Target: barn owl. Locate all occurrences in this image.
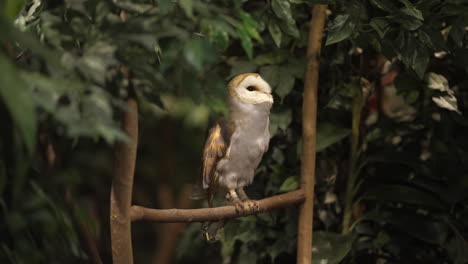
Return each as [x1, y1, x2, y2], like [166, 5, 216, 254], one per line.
[193, 73, 273, 215]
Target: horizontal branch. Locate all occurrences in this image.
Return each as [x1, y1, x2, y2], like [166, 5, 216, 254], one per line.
[130, 190, 305, 223]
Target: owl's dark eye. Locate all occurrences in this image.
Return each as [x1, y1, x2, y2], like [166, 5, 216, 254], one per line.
[246, 86, 256, 91]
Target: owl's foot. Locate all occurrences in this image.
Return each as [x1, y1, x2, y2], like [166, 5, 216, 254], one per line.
[201, 222, 224, 242]
[226, 189, 252, 216]
[243, 200, 260, 213]
[237, 188, 261, 213]
[237, 188, 250, 202]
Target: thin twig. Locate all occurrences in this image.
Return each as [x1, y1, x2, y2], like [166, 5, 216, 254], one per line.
[131, 190, 305, 223]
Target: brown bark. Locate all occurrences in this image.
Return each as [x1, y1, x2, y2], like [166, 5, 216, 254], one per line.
[110, 88, 138, 264]
[131, 189, 305, 223]
[297, 5, 328, 264]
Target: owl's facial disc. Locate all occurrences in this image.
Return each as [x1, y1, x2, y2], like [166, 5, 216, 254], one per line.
[233, 75, 273, 104]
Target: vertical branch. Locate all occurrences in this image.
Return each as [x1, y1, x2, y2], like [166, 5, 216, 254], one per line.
[110, 78, 138, 264]
[342, 82, 363, 234]
[297, 4, 328, 264]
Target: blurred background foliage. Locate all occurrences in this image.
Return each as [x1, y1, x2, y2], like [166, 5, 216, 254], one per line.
[0, 0, 468, 263]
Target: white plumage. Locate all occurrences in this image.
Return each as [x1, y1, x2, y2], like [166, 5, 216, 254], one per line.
[195, 73, 273, 213]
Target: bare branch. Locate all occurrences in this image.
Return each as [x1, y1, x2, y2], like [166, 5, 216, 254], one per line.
[130, 190, 305, 223]
[110, 87, 138, 264]
[297, 4, 328, 264]
[152, 185, 193, 264]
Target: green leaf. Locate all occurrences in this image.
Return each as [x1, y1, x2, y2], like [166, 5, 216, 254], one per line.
[253, 51, 289, 66]
[370, 17, 390, 38]
[402, 7, 424, 21]
[391, 13, 423, 30]
[0, 54, 36, 154]
[446, 231, 468, 264]
[388, 213, 448, 245]
[183, 39, 215, 71]
[272, 147, 285, 164]
[238, 10, 262, 43]
[419, 26, 446, 51]
[269, 109, 292, 136]
[275, 67, 295, 101]
[242, 22, 262, 44]
[412, 45, 429, 79]
[237, 26, 253, 59]
[400, 35, 429, 78]
[363, 210, 448, 245]
[272, 0, 299, 38]
[157, 0, 174, 14]
[360, 184, 446, 210]
[268, 21, 282, 48]
[77, 41, 118, 85]
[312, 232, 354, 264]
[260, 65, 280, 88]
[404, 89, 419, 104]
[5, 0, 25, 22]
[279, 20, 300, 39]
[271, 0, 294, 24]
[316, 123, 351, 152]
[179, 0, 193, 18]
[326, 14, 357, 45]
[279, 176, 299, 192]
[369, 0, 398, 13]
[449, 17, 466, 47]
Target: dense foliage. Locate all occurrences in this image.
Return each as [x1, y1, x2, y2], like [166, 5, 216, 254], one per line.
[0, 0, 467, 263]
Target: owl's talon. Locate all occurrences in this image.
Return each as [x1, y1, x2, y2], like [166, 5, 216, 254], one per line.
[231, 200, 261, 216]
[234, 202, 242, 215]
[244, 200, 260, 214]
[233, 201, 246, 216]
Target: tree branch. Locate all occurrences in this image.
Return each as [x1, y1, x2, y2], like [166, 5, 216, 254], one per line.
[110, 84, 138, 264]
[110, 10, 138, 264]
[152, 185, 193, 264]
[297, 4, 328, 264]
[130, 189, 305, 223]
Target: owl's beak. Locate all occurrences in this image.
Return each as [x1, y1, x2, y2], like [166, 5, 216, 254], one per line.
[264, 92, 274, 103]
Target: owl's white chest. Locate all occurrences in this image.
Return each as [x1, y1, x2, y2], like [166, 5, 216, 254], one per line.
[216, 101, 271, 190]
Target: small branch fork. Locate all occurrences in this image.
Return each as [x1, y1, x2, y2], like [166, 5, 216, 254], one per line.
[131, 190, 305, 223]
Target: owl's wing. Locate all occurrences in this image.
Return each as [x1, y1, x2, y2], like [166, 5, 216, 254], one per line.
[193, 118, 234, 203]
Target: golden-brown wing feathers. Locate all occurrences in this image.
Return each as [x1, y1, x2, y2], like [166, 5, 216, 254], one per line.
[201, 118, 234, 203]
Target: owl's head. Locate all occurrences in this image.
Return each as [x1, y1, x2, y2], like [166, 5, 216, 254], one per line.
[228, 73, 273, 104]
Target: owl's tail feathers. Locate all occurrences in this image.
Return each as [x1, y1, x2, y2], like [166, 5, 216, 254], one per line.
[190, 183, 207, 200]
[191, 183, 215, 208]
